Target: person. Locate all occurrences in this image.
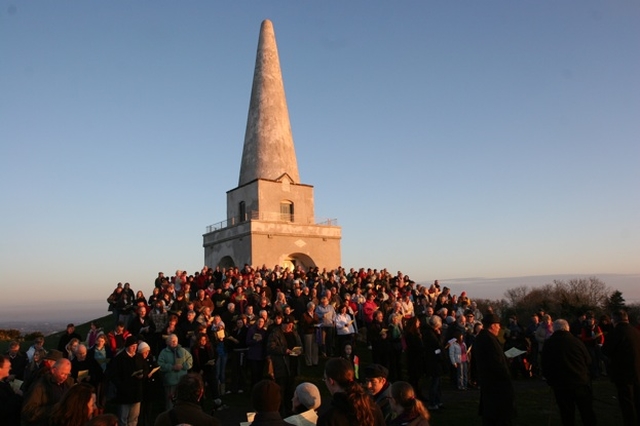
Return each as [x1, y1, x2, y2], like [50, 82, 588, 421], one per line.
[473, 313, 515, 426]
[404, 316, 425, 397]
[108, 335, 148, 426]
[154, 373, 220, 426]
[602, 310, 640, 426]
[448, 330, 469, 390]
[268, 314, 303, 416]
[57, 323, 82, 353]
[300, 302, 320, 367]
[248, 379, 289, 426]
[71, 343, 104, 390]
[107, 321, 132, 354]
[5, 340, 28, 381]
[157, 333, 193, 409]
[362, 363, 393, 422]
[317, 357, 385, 426]
[87, 321, 104, 348]
[387, 313, 404, 382]
[388, 381, 431, 426]
[335, 304, 357, 354]
[284, 382, 322, 426]
[422, 315, 446, 411]
[137, 341, 162, 426]
[541, 319, 596, 426]
[0, 354, 23, 426]
[48, 382, 98, 426]
[26, 335, 46, 363]
[340, 343, 359, 379]
[21, 357, 75, 426]
[87, 413, 119, 426]
[190, 333, 223, 409]
[21, 349, 64, 395]
[580, 314, 604, 379]
[246, 316, 268, 387]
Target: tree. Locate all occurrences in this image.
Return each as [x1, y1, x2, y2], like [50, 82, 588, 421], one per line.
[605, 290, 626, 313]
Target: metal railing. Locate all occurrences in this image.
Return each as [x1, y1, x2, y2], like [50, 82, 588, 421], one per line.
[205, 211, 338, 234]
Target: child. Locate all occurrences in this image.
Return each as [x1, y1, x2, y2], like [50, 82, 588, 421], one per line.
[341, 344, 360, 379]
[448, 331, 468, 390]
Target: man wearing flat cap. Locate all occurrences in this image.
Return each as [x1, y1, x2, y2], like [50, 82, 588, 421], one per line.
[363, 363, 393, 422]
[473, 313, 515, 426]
[268, 315, 303, 416]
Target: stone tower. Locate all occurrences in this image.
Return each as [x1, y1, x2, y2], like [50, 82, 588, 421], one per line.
[203, 19, 342, 271]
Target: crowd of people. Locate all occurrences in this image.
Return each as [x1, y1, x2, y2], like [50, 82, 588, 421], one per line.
[2, 263, 640, 426]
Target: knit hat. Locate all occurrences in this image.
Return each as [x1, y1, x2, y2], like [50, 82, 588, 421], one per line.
[295, 382, 321, 410]
[137, 341, 150, 353]
[252, 379, 281, 412]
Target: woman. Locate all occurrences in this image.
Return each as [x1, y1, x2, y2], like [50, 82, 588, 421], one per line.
[49, 382, 97, 426]
[147, 287, 162, 307]
[388, 381, 430, 426]
[335, 304, 357, 354]
[135, 290, 149, 310]
[318, 357, 385, 426]
[86, 321, 103, 348]
[137, 341, 160, 426]
[300, 302, 320, 367]
[64, 337, 81, 360]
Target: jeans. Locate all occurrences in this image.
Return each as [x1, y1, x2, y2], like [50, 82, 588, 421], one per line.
[117, 402, 140, 426]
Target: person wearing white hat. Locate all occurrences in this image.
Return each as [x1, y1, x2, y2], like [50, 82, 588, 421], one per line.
[284, 382, 321, 426]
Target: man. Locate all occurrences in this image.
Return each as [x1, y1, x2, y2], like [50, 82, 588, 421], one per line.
[154, 373, 220, 426]
[57, 323, 82, 352]
[71, 343, 104, 389]
[22, 358, 74, 426]
[158, 333, 193, 410]
[21, 349, 63, 395]
[268, 315, 303, 416]
[363, 364, 393, 422]
[5, 340, 28, 381]
[541, 319, 596, 426]
[108, 335, 148, 426]
[473, 313, 515, 426]
[128, 305, 156, 343]
[602, 310, 640, 426]
[0, 354, 23, 425]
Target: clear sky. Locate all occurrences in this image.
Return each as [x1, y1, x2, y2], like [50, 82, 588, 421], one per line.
[1, 1, 639, 322]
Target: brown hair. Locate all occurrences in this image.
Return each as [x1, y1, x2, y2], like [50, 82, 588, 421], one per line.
[391, 381, 430, 421]
[324, 358, 379, 424]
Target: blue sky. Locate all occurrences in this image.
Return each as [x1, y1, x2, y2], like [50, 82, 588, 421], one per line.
[1, 1, 638, 321]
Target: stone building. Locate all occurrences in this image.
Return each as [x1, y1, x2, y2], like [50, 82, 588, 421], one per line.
[203, 19, 342, 271]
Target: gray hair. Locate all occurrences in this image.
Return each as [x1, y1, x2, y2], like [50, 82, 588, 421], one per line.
[430, 315, 442, 328]
[552, 319, 570, 332]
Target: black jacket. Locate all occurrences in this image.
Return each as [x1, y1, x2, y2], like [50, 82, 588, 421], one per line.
[541, 330, 591, 388]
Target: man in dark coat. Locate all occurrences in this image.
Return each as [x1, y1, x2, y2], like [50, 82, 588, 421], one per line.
[0, 354, 23, 426]
[541, 319, 596, 426]
[21, 358, 74, 426]
[267, 315, 302, 417]
[602, 310, 640, 426]
[154, 373, 220, 426]
[473, 313, 515, 426]
[108, 336, 148, 426]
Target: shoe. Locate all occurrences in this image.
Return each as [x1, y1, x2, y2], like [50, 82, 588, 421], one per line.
[238, 389, 244, 394]
[427, 405, 439, 411]
[438, 403, 445, 409]
[225, 390, 231, 394]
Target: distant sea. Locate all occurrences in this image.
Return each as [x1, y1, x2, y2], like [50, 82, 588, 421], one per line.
[0, 273, 637, 335]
